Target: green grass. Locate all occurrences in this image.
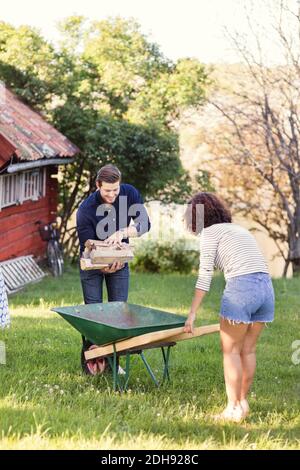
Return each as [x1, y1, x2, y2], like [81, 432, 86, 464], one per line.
[0, 266, 299, 449]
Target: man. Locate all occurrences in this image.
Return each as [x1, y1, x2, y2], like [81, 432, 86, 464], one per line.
[77, 164, 151, 374]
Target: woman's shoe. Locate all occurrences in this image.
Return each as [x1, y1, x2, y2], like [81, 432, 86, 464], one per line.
[213, 403, 245, 423]
[240, 398, 250, 417]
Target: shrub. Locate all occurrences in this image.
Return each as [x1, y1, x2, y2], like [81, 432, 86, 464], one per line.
[131, 239, 199, 274]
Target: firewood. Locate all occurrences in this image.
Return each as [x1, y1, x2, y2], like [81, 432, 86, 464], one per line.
[90, 246, 134, 264]
[81, 239, 134, 270]
[85, 239, 108, 250]
[80, 258, 109, 270]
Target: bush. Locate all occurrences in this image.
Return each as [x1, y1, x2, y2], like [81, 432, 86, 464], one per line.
[131, 239, 199, 274]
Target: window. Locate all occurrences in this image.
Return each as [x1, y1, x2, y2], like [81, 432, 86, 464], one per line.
[0, 173, 18, 208]
[23, 170, 42, 202]
[0, 168, 46, 210]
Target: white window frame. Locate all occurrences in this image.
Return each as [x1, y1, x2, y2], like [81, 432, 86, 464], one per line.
[0, 173, 19, 209]
[23, 170, 41, 202]
[0, 168, 46, 211]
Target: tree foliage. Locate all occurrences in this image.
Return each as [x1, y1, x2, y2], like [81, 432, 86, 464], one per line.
[205, 1, 300, 276]
[0, 16, 209, 256]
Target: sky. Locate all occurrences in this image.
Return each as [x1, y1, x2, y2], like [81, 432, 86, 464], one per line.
[0, 0, 298, 64]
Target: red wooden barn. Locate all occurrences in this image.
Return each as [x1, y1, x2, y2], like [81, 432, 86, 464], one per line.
[0, 85, 79, 264]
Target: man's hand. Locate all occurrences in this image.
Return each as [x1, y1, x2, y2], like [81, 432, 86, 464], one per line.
[101, 261, 124, 273]
[104, 230, 126, 247]
[183, 312, 196, 334]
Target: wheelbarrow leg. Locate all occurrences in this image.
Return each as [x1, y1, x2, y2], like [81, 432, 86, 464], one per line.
[107, 347, 131, 392]
[140, 352, 159, 387]
[106, 343, 173, 391]
[124, 352, 130, 390]
[161, 346, 172, 382]
[108, 344, 119, 392]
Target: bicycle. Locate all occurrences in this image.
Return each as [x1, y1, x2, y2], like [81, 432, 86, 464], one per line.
[36, 220, 64, 277]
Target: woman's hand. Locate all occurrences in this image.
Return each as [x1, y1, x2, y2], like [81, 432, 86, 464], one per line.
[184, 289, 206, 334]
[101, 261, 124, 273]
[183, 312, 196, 334]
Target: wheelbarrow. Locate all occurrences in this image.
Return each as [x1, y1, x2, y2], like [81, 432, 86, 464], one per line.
[51, 302, 219, 391]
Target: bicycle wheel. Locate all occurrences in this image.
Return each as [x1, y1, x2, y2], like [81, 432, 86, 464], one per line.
[47, 241, 61, 277]
[54, 241, 64, 276]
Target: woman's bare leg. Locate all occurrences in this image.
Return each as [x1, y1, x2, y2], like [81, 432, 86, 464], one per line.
[240, 322, 265, 409]
[220, 317, 249, 406]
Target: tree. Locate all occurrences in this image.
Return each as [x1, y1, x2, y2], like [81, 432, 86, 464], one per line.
[56, 115, 188, 255]
[205, 1, 300, 276]
[0, 22, 56, 106]
[0, 17, 210, 257]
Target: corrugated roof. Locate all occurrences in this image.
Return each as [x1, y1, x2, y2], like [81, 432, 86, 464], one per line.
[0, 86, 79, 162]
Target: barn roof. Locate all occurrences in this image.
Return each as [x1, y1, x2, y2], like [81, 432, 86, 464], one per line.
[0, 85, 79, 167]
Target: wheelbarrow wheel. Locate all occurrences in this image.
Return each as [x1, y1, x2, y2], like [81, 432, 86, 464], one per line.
[81, 344, 109, 376]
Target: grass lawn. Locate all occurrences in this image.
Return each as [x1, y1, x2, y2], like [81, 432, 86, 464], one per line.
[0, 265, 299, 450]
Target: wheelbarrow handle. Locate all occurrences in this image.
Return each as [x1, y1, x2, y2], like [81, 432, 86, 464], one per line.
[84, 324, 220, 361]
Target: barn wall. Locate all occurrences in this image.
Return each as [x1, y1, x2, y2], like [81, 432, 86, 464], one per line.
[0, 166, 58, 261]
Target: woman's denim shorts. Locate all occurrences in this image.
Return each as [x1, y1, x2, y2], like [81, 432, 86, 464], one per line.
[220, 272, 275, 324]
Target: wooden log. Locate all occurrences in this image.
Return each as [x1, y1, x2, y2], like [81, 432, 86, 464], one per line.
[90, 247, 134, 264]
[80, 254, 134, 270]
[148, 324, 220, 347]
[80, 258, 109, 270]
[85, 239, 108, 249]
[85, 239, 132, 250]
[82, 247, 91, 259]
[84, 323, 220, 360]
[81, 239, 134, 269]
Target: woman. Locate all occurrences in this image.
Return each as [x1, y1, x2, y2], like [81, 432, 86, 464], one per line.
[184, 192, 275, 422]
[0, 268, 10, 329]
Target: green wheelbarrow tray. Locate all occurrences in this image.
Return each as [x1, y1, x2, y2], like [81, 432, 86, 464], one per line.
[51, 301, 186, 346]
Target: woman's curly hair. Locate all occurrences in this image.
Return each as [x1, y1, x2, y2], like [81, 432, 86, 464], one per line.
[184, 192, 232, 235]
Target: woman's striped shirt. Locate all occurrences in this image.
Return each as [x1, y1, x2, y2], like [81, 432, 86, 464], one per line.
[196, 223, 269, 291]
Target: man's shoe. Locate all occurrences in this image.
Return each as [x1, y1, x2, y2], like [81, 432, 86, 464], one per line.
[81, 345, 108, 376]
[118, 365, 126, 375]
